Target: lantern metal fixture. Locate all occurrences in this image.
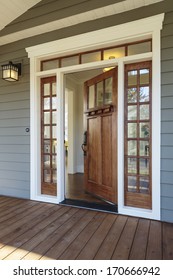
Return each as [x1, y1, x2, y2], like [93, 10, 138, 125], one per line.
[1, 61, 21, 82]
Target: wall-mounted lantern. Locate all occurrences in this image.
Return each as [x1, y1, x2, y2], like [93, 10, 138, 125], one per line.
[1, 61, 21, 82]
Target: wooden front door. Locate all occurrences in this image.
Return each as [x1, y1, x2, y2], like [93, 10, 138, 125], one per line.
[83, 68, 117, 204]
[41, 77, 57, 196]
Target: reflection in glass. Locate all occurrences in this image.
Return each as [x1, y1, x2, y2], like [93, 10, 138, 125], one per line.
[96, 81, 103, 106]
[44, 140, 50, 153]
[140, 123, 150, 138]
[44, 83, 50, 96]
[44, 155, 50, 168]
[128, 176, 137, 192]
[140, 158, 149, 175]
[128, 140, 137, 156]
[140, 69, 149, 84]
[44, 170, 50, 183]
[140, 104, 149, 120]
[128, 70, 137, 86]
[88, 85, 95, 109]
[52, 111, 56, 124]
[105, 77, 112, 104]
[44, 126, 50, 138]
[128, 123, 137, 138]
[44, 112, 50, 124]
[139, 86, 149, 102]
[128, 158, 137, 174]
[44, 98, 50, 110]
[139, 177, 149, 193]
[140, 141, 149, 156]
[128, 105, 137, 120]
[128, 88, 137, 103]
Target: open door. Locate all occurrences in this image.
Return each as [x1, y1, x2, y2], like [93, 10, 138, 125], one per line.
[83, 68, 118, 204]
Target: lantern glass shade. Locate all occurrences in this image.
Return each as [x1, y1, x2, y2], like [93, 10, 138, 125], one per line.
[2, 62, 21, 81]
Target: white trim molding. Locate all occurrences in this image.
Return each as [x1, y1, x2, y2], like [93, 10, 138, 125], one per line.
[26, 14, 164, 220]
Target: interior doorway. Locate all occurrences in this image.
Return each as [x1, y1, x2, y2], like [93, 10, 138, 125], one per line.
[63, 67, 118, 212]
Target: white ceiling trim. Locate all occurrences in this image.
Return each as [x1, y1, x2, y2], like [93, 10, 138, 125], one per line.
[0, 0, 42, 31]
[0, 0, 164, 46]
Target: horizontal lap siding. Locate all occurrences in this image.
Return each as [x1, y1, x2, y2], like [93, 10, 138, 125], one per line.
[161, 10, 173, 222]
[0, 55, 30, 199]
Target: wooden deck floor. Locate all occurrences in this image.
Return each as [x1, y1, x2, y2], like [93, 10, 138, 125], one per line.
[0, 196, 172, 260]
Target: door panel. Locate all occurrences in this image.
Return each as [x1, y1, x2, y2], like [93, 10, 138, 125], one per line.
[84, 68, 117, 204]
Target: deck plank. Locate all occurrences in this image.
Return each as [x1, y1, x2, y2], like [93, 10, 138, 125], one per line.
[146, 220, 162, 260]
[163, 222, 173, 260]
[94, 215, 127, 260]
[129, 219, 150, 260]
[112, 216, 139, 260]
[76, 213, 117, 260]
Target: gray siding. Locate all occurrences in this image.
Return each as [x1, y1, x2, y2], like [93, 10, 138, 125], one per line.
[0, 0, 173, 222]
[161, 10, 173, 222]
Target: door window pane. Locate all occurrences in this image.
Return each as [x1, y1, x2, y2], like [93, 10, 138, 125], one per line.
[52, 97, 57, 110]
[128, 123, 137, 138]
[52, 111, 56, 124]
[44, 83, 50, 96]
[96, 81, 103, 106]
[139, 177, 149, 193]
[128, 140, 137, 156]
[105, 77, 112, 104]
[128, 88, 137, 103]
[140, 141, 149, 156]
[140, 158, 149, 175]
[128, 176, 137, 192]
[53, 170, 57, 183]
[128, 105, 137, 120]
[140, 123, 150, 138]
[140, 104, 149, 120]
[139, 86, 149, 102]
[140, 69, 149, 84]
[44, 112, 50, 124]
[44, 140, 50, 153]
[44, 98, 50, 110]
[128, 158, 137, 174]
[44, 170, 51, 183]
[128, 70, 137, 86]
[44, 155, 50, 168]
[52, 126, 56, 139]
[88, 85, 95, 109]
[44, 126, 50, 138]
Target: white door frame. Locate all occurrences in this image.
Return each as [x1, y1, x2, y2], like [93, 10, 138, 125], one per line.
[26, 13, 164, 219]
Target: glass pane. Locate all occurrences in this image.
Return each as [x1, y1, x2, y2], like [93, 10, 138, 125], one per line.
[52, 126, 56, 139]
[140, 69, 149, 84]
[128, 123, 137, 138]
[44, 112, 50, 124]
[128, 41, 151, 56]
[128, 70, 137, 86]
[52, 155, 57, 168]
[128, 140, 137, 156]
[105, 77, 112, 104]
[44, 140, 50, 153]
[128, 105, 137, 120]
[140, 123, 150, 138]
[128, 88, 137, 103]
[44, 169, 51, 183]
[44, 126, 50, 138]
[52, 97, 57, 110]
[140, 104, 149, 120]
[139, 177, 149, 193]
[52, 140, 57, 153]
[88, 85, 95, 108]
[52, 82, 56, 95]
[140, 141, 149, 156]
[44, 97, 50, 110]
[128, 176, 137, 192]
[61, 56, 79, 67]
[140, 158, 149, 175]
[53, 170, 57, 183]
[42, 60, 59, 71]
[44, 84, 50, 96]
[96, 81, 103, 106]
[139, 86, 149, 102]
[52, 111, 56, 124]
[44, 155, 50, 168]
[104, 47, 125, 60]
[128, 158, 137, 174]
[82, 51, 101, 63]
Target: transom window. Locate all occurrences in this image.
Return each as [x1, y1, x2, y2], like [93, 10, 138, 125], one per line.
[41, 40, 151, 71]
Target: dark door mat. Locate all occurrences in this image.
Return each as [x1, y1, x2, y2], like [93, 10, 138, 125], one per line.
[60, 199, 118, 213]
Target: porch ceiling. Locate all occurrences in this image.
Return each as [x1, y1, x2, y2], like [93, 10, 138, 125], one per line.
[0, 0, 164, 46]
